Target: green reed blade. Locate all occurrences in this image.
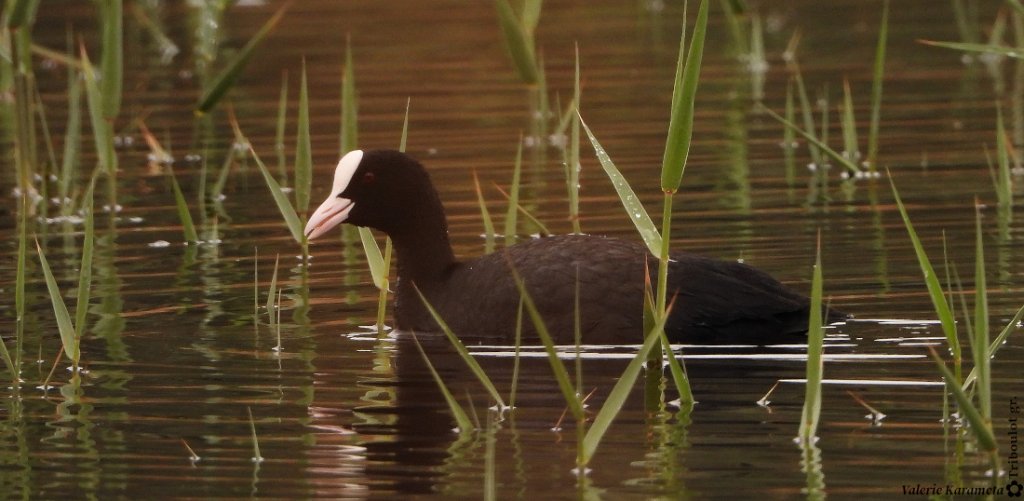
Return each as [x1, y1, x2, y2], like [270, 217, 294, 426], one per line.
[818, 85, 830, 155]
[74, 173, 97, 340]
[399, 97, 410, 153]
[762, 106, 861, 175]
[358, 227, 389, 290]
[888, 176, 959, 362]
[573, 269, 582, 393]
[786, 55, 823, 168]
[375, 238, 392, 332]
[247, 407, 263, 462]
[963, 303, 1024, 391]
[97, 0, 122, 120]
[410, 331, 474, 433]
[169, 166, 199, 243]
[503, 139, 523, 240]
[413, 285, 506, 409]
[295, 60, 312, 214]
[506, 261, 585, 421]
[59, 74, 82, 208]
[473, 170, 496, 254]
[798, 235, 825, 443]
[720, 0, 747, 54]
[928, 347, 998, 452]
[36, 241, 80, 364]
[521, 0, 542, 35]
[341, 37, 358, 155]
[509, 298, 524, 408]
[841, 79, 859, 162]
[661, 331, 693, 408]
[1010, 0, 1024, 16]
[996, 107, 1013, 206]
[568, 44, 581, 234]
[265, 254, 279, 325]
[275, 70, 288, 181]
[196, 2, 290, 113]
[971, 203, 991, 422]
[484, 414, 497, 501]
[80, 45, 116, 176]
[581, 298, 672, 465]
[253, 247, 259, 318]
[491, 182, 550, 236]
[250, 145, 305, 243]
[495, 0, 538, 84]
[34, 84, 59, 189]
[661, 0, 708, 193]
[6, 0, 39, 29]
[579, 114, 662, 256]
[14, 196, 28, 375]
[783, 79, 796, 185]
[918, 39, 1024, 59]
[866, 0, 888, 169]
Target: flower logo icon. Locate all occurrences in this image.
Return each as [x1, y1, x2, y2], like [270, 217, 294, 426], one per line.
[1008, 480, 1023, 497]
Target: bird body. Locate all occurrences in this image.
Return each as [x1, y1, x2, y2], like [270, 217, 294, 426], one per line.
[305, 150, 842, 345]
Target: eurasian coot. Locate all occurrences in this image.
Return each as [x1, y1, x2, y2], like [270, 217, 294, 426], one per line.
[305, 149, 842, 344]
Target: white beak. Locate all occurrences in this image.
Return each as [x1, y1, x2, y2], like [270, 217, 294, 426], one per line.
[304, 196, 354, 240]
[303, 149, 364, 241]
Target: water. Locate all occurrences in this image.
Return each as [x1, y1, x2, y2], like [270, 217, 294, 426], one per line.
[3, 0, 1023, 498]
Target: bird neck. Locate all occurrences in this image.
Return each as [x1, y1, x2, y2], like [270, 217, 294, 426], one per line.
[388, 199, 457, 287]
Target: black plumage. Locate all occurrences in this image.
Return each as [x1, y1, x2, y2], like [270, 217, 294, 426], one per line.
[305, 149, 844, 345]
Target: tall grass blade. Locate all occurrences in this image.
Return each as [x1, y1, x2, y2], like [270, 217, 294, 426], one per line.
[196, 2, 290, 113]
[73, 174, 97, 339]
[971, 202, 990, 424]
[340, 37, 358, 155]
[567, 44, 581, 234]
[169, 167, 199, 243]
[80, 45, 116, 176]
[250, 145, 305, 243]
[503, 139, 523, 240]
[98, 0, 122, 120]
[580, 301, 672, 465]
[661, 0, 708, 192]
[783, 79, 796, 185]
[375, 238, 392, 332]
[59, 74, 82, 210]
[506, 261, 584, 420]
[521, 0, 542, 35]
[866, 0, 888, 169]
[995, 106, 1013, 207]
[509, 298, 524, 408]
[6, 0, 40, 29]
[473, 170, 496, 254]
[928, 347, 998, 452]
[247, 407, 264, 462]
[491, 182, 550, 236]
[494, 0, 538, 84]
[798, 235, 825, 443]
[358, 227, 388, 290]
[762, 106, 861, 175]
[295, 61, 312, 214]
[410, 332, 474, 433]
[399, 97, 410, 153]
[265, 254, 279, 324]
[962, 304, 1024, 390]
[888, 176, 959, 362]
[36, 241, 80, 365]
[918, 39, 1024, 59]
[840, 79, 859, 162]
[579, 114, 662, 256]
[275, 70, 289, 181]
[413, 285, 506, 409]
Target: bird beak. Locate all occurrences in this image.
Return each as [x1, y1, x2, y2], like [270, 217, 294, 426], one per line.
[304, 195, 354, 240]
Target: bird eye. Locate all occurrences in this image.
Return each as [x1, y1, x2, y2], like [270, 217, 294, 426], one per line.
[363, 172, 376, 184]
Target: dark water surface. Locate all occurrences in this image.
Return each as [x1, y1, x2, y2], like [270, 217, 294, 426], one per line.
[3, 0, 1023, 498]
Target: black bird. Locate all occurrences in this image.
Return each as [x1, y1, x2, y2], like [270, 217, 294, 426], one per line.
[305, 150, 842, 345]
